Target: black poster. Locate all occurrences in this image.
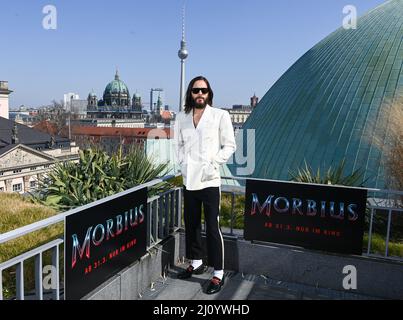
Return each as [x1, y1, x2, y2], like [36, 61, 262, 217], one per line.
[64, 187, 147, 300]
[244, 179, 367, 255]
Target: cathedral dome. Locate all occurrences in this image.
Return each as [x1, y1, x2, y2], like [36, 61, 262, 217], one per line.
[103, 70, 131, 107]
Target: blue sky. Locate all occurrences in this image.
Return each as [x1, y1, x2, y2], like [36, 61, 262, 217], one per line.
[0, 0, 386, 111]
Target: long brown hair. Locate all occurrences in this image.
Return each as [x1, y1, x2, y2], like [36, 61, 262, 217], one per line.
[184, 76, 214, 114]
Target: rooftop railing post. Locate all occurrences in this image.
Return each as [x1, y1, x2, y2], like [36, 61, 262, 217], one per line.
[152, 199, 158, 245]
[35, 253, 43, 300]
[176, 188, 182, 229]
[230, 192, 235, 236]
[158, 197, 164, 240]
[52, 244, 60, 300]
[367, 208, 375, 255]
[146, 200, 152, 248]
[385, 209, 393, 257]
[164, 193, 169, 237]
[0, 271, 3, 300]
[170, 191, 175, 232]
[16, 262, 24, 300]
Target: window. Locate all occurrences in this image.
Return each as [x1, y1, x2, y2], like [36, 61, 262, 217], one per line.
[44, 165, 50, 168]
[30, 167, 37, 171]
[0, 187, 4, 192]
[0, 172, 3, 176]
[13, 184, 22, 192]
[13, 169, 22, 174]
[30, 181, 37, 188]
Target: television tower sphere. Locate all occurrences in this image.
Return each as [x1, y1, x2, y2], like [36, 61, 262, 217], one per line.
[178, 42, 188, 60]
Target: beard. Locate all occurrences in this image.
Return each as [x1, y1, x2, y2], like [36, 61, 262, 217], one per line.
[193, 97, 207, 109]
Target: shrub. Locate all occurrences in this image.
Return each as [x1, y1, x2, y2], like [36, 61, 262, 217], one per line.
[289, 158, 366, 187]
[31, 145, 170, 211]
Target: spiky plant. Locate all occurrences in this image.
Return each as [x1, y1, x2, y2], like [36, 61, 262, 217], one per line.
[289, 159, 366, 187]
[31, 145, 169, 211]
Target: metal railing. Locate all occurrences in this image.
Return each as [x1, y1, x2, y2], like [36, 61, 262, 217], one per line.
[218, 176, 403, 261]
[0, 173, 182, 300]
[366, 190, 403, 259]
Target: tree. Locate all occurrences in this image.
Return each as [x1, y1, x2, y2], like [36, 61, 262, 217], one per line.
[369, 97, 403, 191]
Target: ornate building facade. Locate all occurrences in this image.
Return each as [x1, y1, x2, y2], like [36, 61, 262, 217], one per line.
[0, 117, 79, 194]
[86, 71, 143, 121]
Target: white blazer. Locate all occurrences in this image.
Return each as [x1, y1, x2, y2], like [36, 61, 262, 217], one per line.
[173, 105, 236, 191]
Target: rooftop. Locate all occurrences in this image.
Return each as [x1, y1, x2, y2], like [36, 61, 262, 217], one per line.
[0, 117, 69, 150]
[139, 264, 380, 300]
[72, 126, 172, 138]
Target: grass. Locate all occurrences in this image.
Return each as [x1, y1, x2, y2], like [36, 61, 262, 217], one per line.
[220, 193, 245, 229]
[363, 232, 403, 258]
[0, 193, 63, 262]
[0, 193, 63, 299]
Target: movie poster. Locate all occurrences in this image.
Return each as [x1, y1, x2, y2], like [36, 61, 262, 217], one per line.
[244, 179, 367, 255]
[65, 187, 148, 300]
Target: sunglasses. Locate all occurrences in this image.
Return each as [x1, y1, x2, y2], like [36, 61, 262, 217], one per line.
[191, 88, 209, 94]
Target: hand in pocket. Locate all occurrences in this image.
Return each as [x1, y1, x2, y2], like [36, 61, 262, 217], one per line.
[201, 162, 220, 182]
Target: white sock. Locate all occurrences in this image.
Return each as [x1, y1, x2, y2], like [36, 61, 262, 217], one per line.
[191, 259, 203, 269]
[213, 270, 224, 280]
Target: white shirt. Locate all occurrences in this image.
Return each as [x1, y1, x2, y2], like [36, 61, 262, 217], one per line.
[173, 105, 237, 190]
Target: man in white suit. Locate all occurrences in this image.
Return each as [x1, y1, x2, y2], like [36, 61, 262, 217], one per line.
[173, 76, 236, 294]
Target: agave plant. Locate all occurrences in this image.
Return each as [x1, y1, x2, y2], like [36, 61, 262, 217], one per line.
[32, 145, 169, 211]
[289, 159, 366, 187]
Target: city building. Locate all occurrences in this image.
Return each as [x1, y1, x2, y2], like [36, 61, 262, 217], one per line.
[222, 97, 258, 132]
[72, 118, 146, 128]
[70, 126, 171, 155]
[63, 93, 80, 109]
[149, 89, 164, 112]
[0, 117, 79, 194]
[86, 71, 144, 126]
[0, 81, 12, 119]
[69, 99, 88, 119]
[226, 107, 253, 132]
[229, 0, 403, 189]
[9, 107, 38, 127]
[221, 94, 259, 131]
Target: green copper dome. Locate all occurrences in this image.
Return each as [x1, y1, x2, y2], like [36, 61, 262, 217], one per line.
[103, 71, 129, 96]
[102, 70, 131, 107]
[231, 0, 403, 189]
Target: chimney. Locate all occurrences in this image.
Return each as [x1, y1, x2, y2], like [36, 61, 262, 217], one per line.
[12, 122, 19, 144]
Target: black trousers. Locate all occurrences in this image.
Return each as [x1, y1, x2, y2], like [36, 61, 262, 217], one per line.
[183, 186, 224, 270]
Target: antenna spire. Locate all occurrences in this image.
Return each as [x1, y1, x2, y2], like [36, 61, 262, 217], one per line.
[182, 4, 186, 42]
[115, 67, 119, 80]
[178, 2, 189, 112]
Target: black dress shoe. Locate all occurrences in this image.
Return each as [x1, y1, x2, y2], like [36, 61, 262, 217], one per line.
[206, 276, 225, 294]
[177, 264, 207, 279]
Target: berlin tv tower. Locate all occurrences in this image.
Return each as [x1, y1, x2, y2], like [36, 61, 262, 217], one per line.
[178, 4, 188, 112]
